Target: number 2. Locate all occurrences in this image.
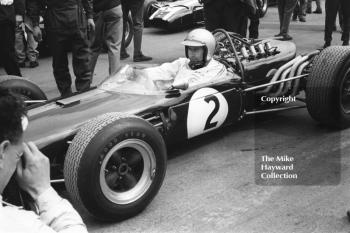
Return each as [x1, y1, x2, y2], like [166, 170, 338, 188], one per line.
[204, 95, 220, 130]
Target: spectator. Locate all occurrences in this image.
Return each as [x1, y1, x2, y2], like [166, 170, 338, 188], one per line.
[15, 11, 39, 68]
[248, 0, 264, 39]
[275, 0, 298, 40]
[200, 0, 248, 37]
[324, 0, 350, 47]
[0, 0, 23, 76]
[0, 87, 88, 232]
[248, 16, 260, 39]
[120, 0, 152, 62]
[90, 0, 123, 77]
[27, 0, 95, 97]
[292, 0, 306, 22]
[306, 0, 322, 14]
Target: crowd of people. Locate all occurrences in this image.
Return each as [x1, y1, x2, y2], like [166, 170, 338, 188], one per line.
[1, 0, 350, 96]
[0, 0, 152, 97]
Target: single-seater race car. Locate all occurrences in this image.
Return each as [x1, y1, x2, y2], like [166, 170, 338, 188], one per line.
[1, 29, 350, 221]
[144, 0, 271, 31]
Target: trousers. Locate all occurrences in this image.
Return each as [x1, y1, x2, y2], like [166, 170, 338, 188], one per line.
[90, 5, 123, 76]
[0, 21, 21, 76]
[325, 0, 350, 43]
[277, 0, 298, 34]
[203, 0, 248, 36]
[48, 28, 91, 96]
[121, 0, 145, 56]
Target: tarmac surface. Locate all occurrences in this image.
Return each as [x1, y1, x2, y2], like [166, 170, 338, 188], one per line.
[2, 1, 350, 233]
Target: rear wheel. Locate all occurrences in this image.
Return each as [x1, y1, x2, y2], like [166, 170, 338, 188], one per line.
[306, 46, 350, 128]
[124, 13, 134, 48]
[64, 113, 167, 221]
[257, 0, 268, 18]
[0, 75, 47, 102]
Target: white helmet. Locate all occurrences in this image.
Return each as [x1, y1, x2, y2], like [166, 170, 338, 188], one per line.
[181, 28, 216, 66]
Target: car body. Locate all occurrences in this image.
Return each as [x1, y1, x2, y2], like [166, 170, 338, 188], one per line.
[146, 0, 204, 31]
[2, 30, 350, 222]
[144, 0, 274, 31]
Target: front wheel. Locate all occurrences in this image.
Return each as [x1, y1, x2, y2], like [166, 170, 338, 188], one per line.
[63, 113, 167, 221]
[306, 46, 350, 128]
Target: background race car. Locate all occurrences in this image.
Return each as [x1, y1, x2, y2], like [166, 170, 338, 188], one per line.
[143, 0, 274, 31]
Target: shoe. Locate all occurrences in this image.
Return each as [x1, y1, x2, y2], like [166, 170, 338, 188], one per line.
[347, 211, 350, 222]
[299, 17, 306, 22]
[133, 53, 152, 62]
[60, 89, 73, 98]
[274, 33, 283, 37]
[313, 9, 322, 14]
[29, 61, 39, 68]
[120, 52, 130, 60]
[18, 62, 26, 68]
[281, 34, 293, 41]
[323, 41, 331, 48]
[342, 41, 349, 46]
[292, 16, 298, 21]
[306, 8, 311, 14]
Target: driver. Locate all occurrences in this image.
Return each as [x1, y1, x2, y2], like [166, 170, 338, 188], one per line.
[142, 28, 227, 89]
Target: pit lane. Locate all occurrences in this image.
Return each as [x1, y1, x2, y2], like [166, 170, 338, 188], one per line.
[2, 2, 350, 232]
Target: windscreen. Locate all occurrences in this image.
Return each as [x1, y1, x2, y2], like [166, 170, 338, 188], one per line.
[99, 65, 166, 95]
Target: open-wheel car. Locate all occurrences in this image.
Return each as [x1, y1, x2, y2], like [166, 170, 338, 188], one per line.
[1, 29, 350, 221]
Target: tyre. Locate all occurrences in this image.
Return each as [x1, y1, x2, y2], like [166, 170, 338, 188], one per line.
[0, 75, 47, 101]
[257, 0, 268, 18]
[64, 112, 167, 221]
[124, 13, 134, 48]
[143, 0, 157, 27]
[306, 46, 350, 128]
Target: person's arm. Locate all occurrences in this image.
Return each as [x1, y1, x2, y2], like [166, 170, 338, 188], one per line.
[26, 0, 40, 26]
[82, 0, 95, 33]
[145, 58, 186, 81]
[14, 0, 25, 26]
[16, 142, 87, 233]
[82, 0, 93, 20]
[35, 187, 87, 233]
[26, 0, 42, 41]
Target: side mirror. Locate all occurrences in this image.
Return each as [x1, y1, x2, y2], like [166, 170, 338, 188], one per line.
[171, 80, 189, 90]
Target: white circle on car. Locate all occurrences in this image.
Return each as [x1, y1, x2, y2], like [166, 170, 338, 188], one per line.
[187, 88, 228, 138]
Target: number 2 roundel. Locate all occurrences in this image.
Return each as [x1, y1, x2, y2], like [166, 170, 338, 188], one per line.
[187, 88, 228, 138]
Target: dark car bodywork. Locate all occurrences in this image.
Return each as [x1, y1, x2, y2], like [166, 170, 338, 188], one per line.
[26, 36, 297, 187]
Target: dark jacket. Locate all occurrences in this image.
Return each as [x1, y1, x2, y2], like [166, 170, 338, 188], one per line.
[93, 0, 120, 12]
[0, 0, 25, 23]
[27, 0, 93, 31]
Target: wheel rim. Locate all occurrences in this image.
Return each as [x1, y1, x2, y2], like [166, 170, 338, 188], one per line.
[341, 68, 350, 114]
[100, 139, 156, 205]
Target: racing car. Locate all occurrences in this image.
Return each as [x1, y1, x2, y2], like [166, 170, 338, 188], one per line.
[143, 0, 271, 31]
[1, 29, 350, 221]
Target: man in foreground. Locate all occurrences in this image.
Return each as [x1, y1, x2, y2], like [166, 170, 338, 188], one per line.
[0, 87, 88, 233]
